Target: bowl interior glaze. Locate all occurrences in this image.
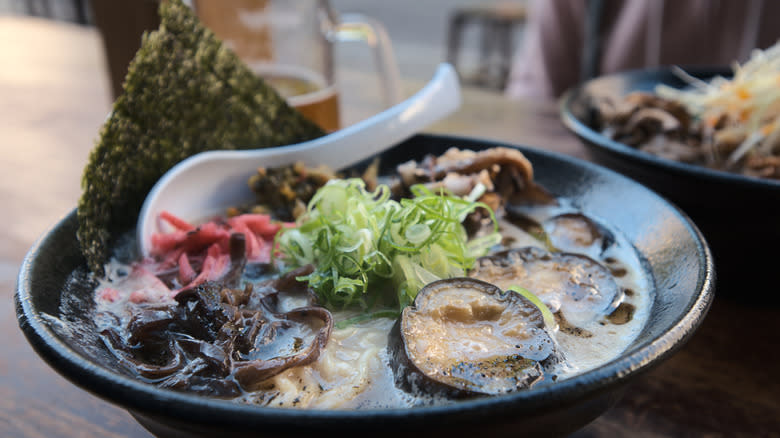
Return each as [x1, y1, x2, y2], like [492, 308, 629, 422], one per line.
[16, 134, 714, 438]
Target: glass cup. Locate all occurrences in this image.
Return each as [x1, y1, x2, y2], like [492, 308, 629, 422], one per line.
[192, 0, 402, 132]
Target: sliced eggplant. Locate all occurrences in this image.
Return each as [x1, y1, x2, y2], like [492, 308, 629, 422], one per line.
[390, 278, 555, 398]
[469, 247, 621, 327]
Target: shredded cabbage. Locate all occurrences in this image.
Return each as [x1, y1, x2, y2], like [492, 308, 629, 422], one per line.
[656, 42, 780, 165]
[276, 178, 501, 310]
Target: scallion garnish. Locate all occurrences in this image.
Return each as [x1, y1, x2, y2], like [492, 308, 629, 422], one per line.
[276, 178, 500, 310]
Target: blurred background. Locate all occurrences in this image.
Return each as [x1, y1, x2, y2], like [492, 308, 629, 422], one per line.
[2, 2, 779, 438]
[0, 0, 528, 91]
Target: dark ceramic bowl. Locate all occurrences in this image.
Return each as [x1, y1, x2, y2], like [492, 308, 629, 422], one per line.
[560, 68, 780, 301]
[16, 134, 714, 438]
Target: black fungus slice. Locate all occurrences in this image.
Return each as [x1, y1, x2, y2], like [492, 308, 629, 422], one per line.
[99, 265, 332, 398]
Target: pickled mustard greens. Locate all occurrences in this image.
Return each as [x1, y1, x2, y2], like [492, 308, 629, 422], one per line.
[275, 179, 501, 310]
[77, 0, 324, 273]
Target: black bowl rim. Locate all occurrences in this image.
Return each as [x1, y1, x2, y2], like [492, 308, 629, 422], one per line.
[560, 66, 780, 192]
[15, 134, 715, 431]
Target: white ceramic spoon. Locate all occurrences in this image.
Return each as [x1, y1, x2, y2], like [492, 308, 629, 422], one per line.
[137, 63, 461, 255]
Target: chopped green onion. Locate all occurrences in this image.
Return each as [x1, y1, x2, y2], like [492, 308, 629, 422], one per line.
[276, 178, 499, 310]
[507, 285, 558, 331]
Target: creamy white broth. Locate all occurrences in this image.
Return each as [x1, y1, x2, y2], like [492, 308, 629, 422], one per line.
[497, 203, 653, 376]
[86, 197, 653, 409]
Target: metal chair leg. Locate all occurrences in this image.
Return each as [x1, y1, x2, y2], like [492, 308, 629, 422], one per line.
[73, 0, 90, 25]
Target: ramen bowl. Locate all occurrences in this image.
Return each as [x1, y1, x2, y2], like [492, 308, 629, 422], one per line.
[560, 67, 780, 301]
[16, 134, 714, 438]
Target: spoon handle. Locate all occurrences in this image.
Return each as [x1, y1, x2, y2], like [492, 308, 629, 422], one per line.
[292, 62, 460, 169]
[217, 63, 461, 169]
[138, 63, 461, 255]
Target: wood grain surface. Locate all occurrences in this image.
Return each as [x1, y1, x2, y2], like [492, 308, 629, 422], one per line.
[1, 16, 777, 438]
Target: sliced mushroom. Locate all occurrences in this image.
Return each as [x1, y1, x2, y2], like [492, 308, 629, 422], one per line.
[638, 134, 704, 164]
[624, 107, 681, 134]
[590, 95, 637, 125]
[596, 92, 695, 148]
[543, 213, 615, 256]
[469, 247, 621, 327]
[396, 147, 556, 208]
[390, 278, 556, 398]
[626, 92, 691, 124]
[745, 154, 780, 178]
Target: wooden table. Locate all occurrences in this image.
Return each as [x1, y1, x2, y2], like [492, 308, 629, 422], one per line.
[2, 17, 778, 438]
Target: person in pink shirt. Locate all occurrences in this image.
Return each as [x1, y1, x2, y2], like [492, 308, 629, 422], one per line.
[505, 0, 780, 100]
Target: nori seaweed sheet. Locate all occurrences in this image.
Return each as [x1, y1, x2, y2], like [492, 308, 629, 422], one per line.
[77, 0, 325, 274]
